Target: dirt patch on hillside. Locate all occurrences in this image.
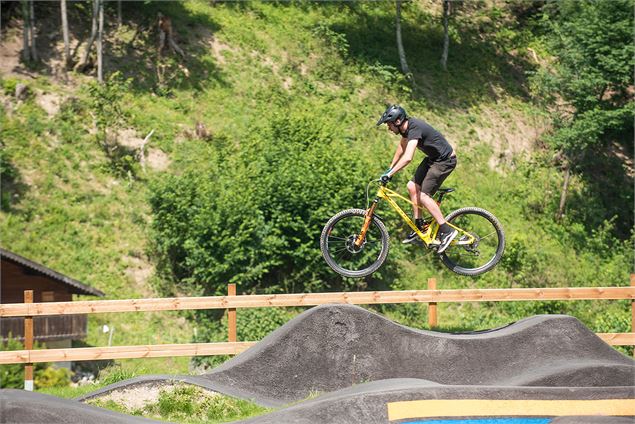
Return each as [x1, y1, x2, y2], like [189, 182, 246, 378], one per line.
[123, 254, 154, 297]
[209, 35, 231, 65]
[145, 148, 170, 171]
[471, 105, 549, 170]
[117, 128, 146, 149]
[35, 91, 63, 116]
[0, 93, 15, 116]
[117, 128, 171, 171]
[0, 27, 31, 78]
[1, 15, 76, 82]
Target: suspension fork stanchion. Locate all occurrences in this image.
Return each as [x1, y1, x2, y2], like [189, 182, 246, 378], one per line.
[355, 199, 379, 247]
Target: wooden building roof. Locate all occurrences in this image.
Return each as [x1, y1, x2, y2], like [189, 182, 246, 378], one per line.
[0, 248, 105, 298]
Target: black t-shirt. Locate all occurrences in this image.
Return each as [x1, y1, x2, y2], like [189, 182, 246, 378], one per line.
[402, 117, 453, 161]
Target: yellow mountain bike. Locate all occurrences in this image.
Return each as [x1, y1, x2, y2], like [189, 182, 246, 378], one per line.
[320, 179, 505, 277]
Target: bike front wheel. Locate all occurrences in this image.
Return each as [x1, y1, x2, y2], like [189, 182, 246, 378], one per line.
[320, 208, 390, 278]
[440, 207, 505, 276]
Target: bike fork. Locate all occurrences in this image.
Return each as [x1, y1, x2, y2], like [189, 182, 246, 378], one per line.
[355, 200, 378, 247]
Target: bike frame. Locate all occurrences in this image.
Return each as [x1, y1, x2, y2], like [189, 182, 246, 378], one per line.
[355, 183, 476, 248]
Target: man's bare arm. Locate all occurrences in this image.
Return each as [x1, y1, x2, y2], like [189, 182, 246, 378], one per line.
[388, 137, 408, 169]
[388, 139, 417, 177]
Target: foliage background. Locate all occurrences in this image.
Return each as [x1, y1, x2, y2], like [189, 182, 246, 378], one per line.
[0, 0, 632, 389]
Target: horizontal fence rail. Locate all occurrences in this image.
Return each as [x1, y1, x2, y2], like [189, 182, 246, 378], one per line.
[0, 342, 257, 364]
[2, 287, 634, 317]
[2, 278, 633, 369]
[597, 333, 635, 346]
[1, 334, 632, 365]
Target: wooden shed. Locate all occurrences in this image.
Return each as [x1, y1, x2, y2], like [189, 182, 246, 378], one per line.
[0, 247, 105, 345]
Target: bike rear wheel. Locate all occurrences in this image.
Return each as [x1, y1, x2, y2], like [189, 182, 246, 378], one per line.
[440, 207, 505, 276]
[320, 208, 390, 278]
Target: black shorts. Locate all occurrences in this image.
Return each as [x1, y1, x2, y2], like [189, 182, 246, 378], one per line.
[412, 156, 457, 196]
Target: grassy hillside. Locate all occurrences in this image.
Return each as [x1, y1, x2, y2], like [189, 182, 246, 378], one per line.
[1, 0, 632, 389]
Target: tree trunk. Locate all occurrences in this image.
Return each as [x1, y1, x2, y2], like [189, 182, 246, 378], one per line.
[78, 0, 99, 72]
[21, 0, 30, 62]
[28, 0, 37, 60]
[395, 0, 410, 75]
[441, 0, 450, 71]
[158, 13, 185, 59]
[61, 0, 71, 68]
[555, 160, 571, 222]
[97, 0, 104, 82]
[117, 0, 122, 27]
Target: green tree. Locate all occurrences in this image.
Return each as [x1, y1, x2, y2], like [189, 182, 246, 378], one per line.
[83, 72, 137, 178]
[530, 0, 634, 221]
[149, 111, 397, 300]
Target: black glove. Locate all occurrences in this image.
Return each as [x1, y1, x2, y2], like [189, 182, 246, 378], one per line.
[380, 174, 392, 184]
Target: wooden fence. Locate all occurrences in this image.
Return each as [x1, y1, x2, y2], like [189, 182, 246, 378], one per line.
[1, 277, 634, 368]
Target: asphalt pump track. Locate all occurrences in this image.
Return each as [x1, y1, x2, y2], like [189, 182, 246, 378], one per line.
[2, 304, 634, 423]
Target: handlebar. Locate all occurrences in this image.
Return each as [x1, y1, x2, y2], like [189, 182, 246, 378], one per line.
[379, 175, 392, 185]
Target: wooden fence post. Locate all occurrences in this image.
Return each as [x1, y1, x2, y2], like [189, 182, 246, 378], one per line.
[228, 283, 236, 343]
[428, 278, 437, 328]
[631, 274, 634, 358]
[24, 290, 34, 391]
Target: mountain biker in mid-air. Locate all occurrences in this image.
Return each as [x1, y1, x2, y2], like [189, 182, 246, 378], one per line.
[376, 104, 458, 253]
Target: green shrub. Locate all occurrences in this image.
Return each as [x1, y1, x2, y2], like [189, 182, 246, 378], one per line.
[92, 383, 271, 423]
[202, 392, 270, 422]
[150, 385, 270, 423]
[0, 141, 19, 211]
[157, 385, 196, 416]
[236, 307, 296, 341]
[149, 109, 396, 300]
[35, 366, 72, 389]
[83, 72, 138, 178]
[1, 77, 20, 96]
[0, 337, 25, 389]
[0, 337, 48, 389]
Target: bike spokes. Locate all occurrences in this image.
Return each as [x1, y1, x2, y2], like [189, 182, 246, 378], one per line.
[441, 208, 504, 275]
[321, 209, 389, 277]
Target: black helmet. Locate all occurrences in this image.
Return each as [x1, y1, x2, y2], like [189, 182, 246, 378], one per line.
[376, 105, 407, 126]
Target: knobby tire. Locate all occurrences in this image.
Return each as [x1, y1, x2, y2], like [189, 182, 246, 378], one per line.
[320, 208, 390, 278]
[440, 207, 505, 276]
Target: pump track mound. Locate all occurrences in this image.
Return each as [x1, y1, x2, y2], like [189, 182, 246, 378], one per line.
[2, 304, 634, 423]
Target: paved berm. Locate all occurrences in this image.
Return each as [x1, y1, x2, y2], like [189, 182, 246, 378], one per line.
[2, 304, 633, 423]
[0, 389, 162, 423]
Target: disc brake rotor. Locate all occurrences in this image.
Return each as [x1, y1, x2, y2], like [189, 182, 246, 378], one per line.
[345, 235, 365, 254]
[461, 232, 480, 253]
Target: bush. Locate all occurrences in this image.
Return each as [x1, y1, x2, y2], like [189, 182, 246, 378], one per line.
[149, 384, 269, 422]
[83, 72, 138, 178]
[157, 385, 196, 417]
[35, 366, 72, 389]
[0, 337, 49, 389]
[236, 308, 296, 341]
[0, 337, 24, 389]
[1, 77, 20, 96]
[149, 110, 397, 300]
[91, 383, 270, 423]
[0, 141, 20, 212]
